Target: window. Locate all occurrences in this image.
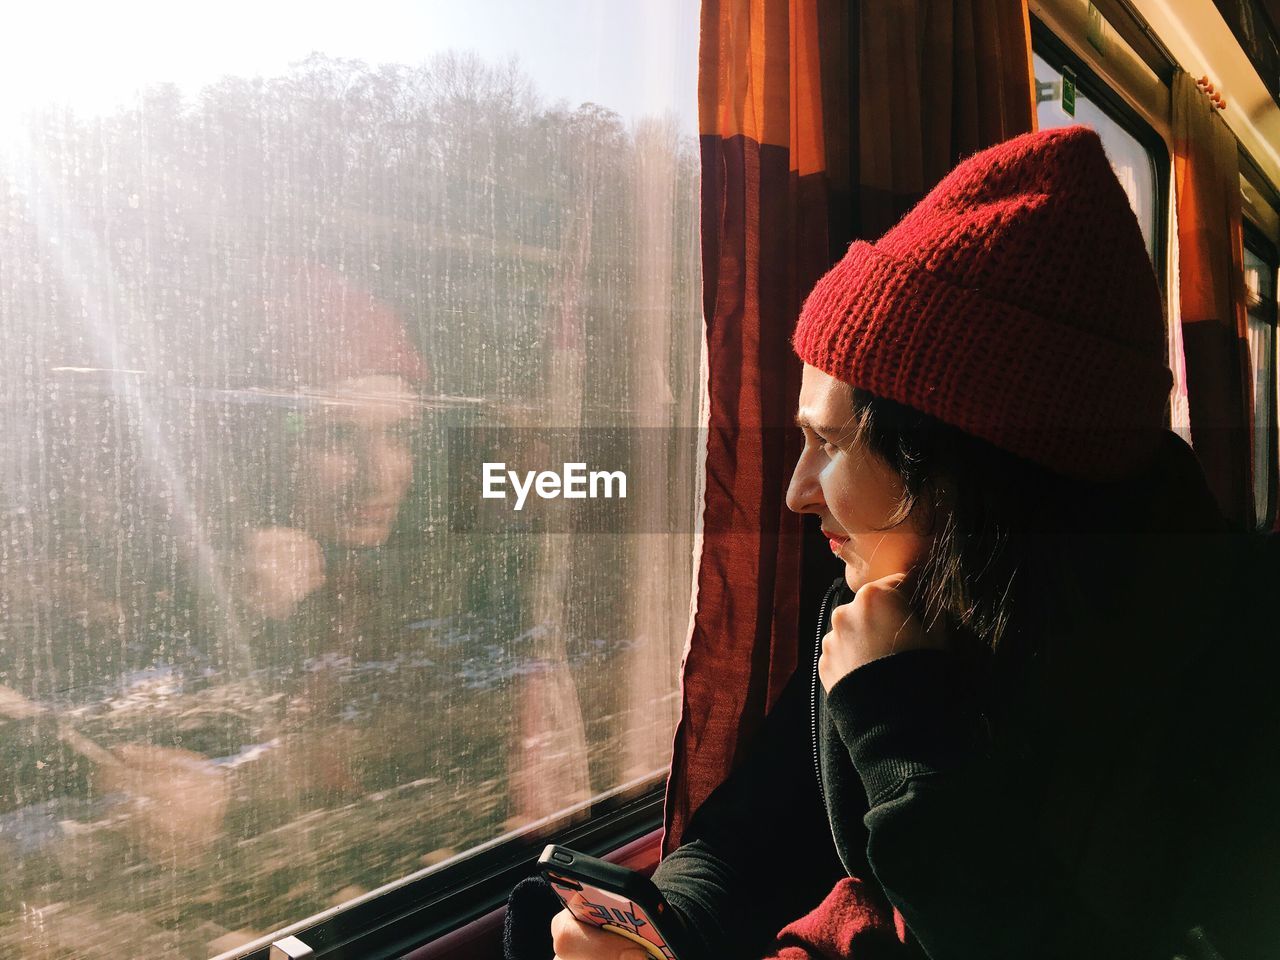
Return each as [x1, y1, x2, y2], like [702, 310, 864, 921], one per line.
[1033, 51, 1160, 262]
[1244, 238, 1278, 525]
[1030, 22, 1175, 435]
[0, 4, 701, 957]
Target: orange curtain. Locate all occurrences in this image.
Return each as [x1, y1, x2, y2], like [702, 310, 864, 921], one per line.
[665, 0, 1036, 856]
[858, 0, 1036, 235]
[663, 0, 840, 858]
[1173, 69, 1254, 528]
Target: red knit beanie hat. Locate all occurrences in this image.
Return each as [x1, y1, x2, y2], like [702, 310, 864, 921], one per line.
[260, 261, 428, 390]
[792, 125, 1172, 481]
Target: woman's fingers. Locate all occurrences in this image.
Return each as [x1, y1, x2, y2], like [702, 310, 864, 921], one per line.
[550, 908, 650, 959]
[820, 572, 938, 690]
[242, 525, 326, 619]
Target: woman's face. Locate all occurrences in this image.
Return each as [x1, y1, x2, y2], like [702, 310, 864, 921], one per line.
[786, 365, 932, 592]
[292, 374, 418, 549]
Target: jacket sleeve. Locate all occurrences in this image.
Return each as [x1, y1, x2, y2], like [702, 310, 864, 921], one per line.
[650, 664, 848, 960]
[825, 649, 1170, 960]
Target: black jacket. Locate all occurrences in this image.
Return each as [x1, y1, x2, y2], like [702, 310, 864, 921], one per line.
[653, 442, 1280, 959]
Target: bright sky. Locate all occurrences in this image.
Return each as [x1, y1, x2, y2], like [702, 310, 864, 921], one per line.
[0, 0, 699, 133]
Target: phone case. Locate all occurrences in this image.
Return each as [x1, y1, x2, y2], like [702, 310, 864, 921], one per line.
[538, 844, 687, 960]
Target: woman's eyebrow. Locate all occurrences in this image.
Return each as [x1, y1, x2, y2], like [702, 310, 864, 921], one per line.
[794, 413, 842, 435]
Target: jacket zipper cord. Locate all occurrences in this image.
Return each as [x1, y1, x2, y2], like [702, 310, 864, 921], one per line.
[810, 579, 841, 807]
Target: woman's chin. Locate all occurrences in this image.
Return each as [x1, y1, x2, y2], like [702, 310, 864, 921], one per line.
[842, 561, 868, 593]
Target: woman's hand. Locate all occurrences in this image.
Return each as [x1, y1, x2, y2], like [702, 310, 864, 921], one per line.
[550, 909, 652, 959]
[819, 572, 949, 692]
[242, 526, 326, 620]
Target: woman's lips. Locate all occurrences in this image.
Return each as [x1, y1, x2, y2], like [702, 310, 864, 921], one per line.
[355, 505, 397, 524]
[823, 529, 850, 556]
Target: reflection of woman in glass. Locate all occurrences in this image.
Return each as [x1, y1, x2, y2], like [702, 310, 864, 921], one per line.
[1, 262, 429, 872]
[237, 263, 427, 631]
[222, 262, 429, 803]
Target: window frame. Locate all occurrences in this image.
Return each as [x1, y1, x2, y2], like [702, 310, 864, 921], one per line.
[211, 777, 665, 960]
[1243, 219, 1280, 529]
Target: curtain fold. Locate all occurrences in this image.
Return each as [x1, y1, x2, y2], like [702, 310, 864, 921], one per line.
[666, 0, 1036, 858]
[858, 0, 1035, 236]
[1172, 68, 1255, 528]
[664, 0, 829, 859]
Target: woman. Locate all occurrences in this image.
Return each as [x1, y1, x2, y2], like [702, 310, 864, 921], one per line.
[222, 261, 431, 801]
[233, 262, 427, 632]
[540, 127, 1279, 958]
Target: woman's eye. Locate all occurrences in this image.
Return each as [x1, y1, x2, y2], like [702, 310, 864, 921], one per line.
[324, 423, 361, 447]
[801, 426, 838, 454]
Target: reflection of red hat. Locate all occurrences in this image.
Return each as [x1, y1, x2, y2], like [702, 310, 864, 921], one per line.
[261, 262, 428, 389]
[793, 126, 1171, 481]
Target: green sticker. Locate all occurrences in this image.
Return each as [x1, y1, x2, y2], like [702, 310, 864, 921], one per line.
[1061, 73, 1076, 117]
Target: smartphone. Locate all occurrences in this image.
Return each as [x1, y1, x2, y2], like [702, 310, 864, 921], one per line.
[538, 844, 691, 960]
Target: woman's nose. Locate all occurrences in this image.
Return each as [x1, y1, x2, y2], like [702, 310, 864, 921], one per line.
[785, 450, 825, 516]
[360, 436, 410, 496]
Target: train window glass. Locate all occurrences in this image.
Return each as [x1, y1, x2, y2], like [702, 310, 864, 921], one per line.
[1244, 244, 1277, 524]
[1033, 52, 1158, 262]
[0, 3, 701, 957]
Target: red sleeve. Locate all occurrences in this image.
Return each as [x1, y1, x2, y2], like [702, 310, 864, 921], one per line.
[760, 877, 919, 960]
